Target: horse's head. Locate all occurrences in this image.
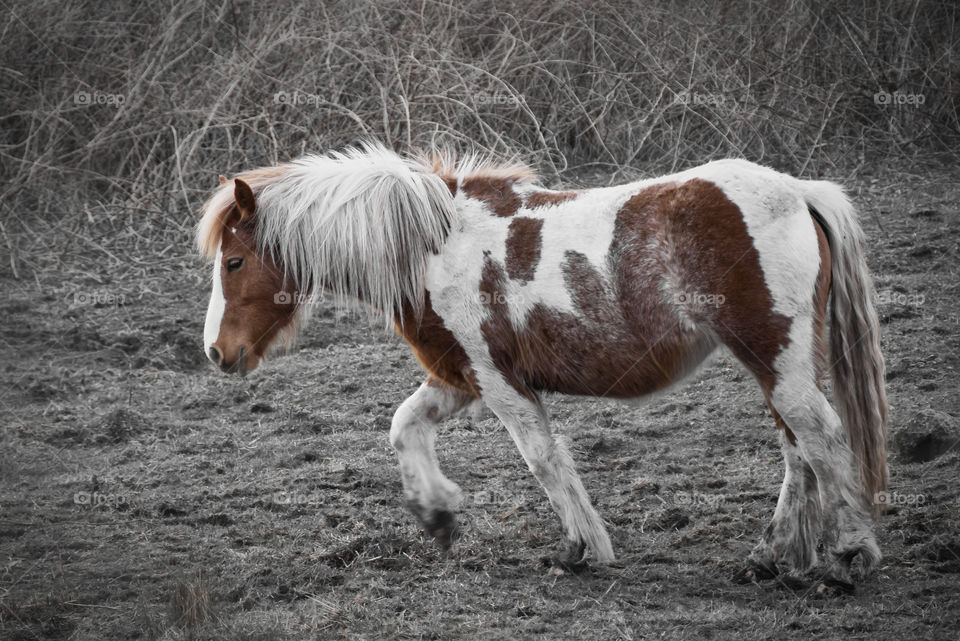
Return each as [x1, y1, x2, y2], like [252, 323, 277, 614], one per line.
[199, 177, 299, 375]
[197, 146, 463, 375]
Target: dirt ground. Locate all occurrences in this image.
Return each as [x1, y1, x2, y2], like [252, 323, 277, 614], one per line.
[1, 166, 959, 640]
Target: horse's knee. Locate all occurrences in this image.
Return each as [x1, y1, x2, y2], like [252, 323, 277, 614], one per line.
[390, 389, 439, 451]
[389, 403, 416, 451]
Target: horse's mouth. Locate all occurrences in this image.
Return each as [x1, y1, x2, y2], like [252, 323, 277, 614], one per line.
[221, 346, 249, 376]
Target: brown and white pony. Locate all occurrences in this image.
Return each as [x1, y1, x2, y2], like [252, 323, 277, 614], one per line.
[197, 143, 886, 589]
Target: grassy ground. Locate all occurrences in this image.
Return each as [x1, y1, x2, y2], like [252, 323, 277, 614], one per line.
[1, 164, 958, 640]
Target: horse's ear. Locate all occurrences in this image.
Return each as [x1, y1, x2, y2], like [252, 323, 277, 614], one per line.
[218, 174, 228, 186]
[234, 178, 256, 223]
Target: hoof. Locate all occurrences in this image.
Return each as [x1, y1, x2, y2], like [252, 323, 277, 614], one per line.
[562, 540, 588, 568]
[816, 577, 856, 596]
[424, 509, 460, 549]
[406, 501, 460, 549]
[542, 541, 589, 573]
[733, 559, 779, 584]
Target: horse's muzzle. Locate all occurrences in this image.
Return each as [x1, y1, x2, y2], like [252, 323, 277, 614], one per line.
[208, 345, 248, 376]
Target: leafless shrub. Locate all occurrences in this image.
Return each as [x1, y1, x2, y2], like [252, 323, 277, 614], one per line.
[0, 0, 955, 274]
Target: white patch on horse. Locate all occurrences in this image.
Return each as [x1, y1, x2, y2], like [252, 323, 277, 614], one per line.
[509, 185, 633, 323]
[203, 243, 225, 358]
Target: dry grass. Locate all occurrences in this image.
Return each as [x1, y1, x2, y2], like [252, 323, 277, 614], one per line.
[169, 574, 212, 629]
[1, 0, 957, 281]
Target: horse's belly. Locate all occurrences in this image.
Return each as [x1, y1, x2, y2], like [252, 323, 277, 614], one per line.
[483, 300, 716, 399]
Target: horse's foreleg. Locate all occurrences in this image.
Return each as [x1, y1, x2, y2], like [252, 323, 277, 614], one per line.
[390, 378, 475, 547]
[480, 381, 614, 565]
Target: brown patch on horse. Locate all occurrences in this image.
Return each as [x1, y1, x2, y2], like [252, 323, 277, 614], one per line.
[462, 176, 522, 217]
[395, 293, 481, 397]
[810, 212, 832, 381]
[524, 190, 578, 208]
[441, 176, 458, 196]
[505, 217, 543, 282]
[417, 154, 459, 196]
[620, 179, 793, 390]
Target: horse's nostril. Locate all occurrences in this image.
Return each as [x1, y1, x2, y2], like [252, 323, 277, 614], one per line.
[208, 346, 223, 365]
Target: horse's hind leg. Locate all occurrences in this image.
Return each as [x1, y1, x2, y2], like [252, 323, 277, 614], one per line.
[728, 329, 879, 587]
[716, 211, 876, 587]
[731, 354, 878, 588]
[390, 377, 476, 547]
[768, 381, 880, 589]
[740, 406, 820, 581]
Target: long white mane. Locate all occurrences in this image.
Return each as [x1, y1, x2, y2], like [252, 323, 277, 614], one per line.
[198, 143, 468, 329]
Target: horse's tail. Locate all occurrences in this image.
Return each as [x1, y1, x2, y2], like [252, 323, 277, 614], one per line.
[802, 181, 888, 512]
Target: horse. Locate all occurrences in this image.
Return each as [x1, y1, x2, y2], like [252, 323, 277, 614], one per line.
[196, 142, 887, 589]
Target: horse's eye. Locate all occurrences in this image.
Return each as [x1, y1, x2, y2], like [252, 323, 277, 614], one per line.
[226, 257, 244, 272]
